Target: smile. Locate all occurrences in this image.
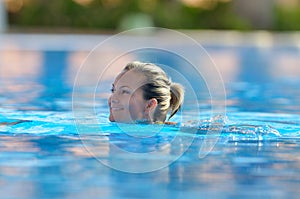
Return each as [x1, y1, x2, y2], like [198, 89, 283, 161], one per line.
[110, 107, 124, 111]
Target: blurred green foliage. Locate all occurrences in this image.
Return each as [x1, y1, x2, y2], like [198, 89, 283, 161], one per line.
[6, 0, 300, 31]
[273, 3, 300, 30]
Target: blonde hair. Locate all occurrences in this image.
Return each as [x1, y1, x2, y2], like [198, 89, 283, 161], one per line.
[123, 61, 184, 122]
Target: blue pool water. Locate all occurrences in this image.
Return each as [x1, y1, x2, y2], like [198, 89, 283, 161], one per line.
[1, 32, 300, 198]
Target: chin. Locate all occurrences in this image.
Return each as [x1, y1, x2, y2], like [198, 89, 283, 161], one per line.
[109, 113, 115, 122]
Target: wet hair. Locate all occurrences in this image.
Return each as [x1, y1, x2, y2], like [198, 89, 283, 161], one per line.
[122, 61, 184, 122]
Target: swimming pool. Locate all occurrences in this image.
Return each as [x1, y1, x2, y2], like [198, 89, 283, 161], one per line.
[1, 31, 300, 198]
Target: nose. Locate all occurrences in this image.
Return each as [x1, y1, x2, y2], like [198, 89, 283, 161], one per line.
[109, 92, 119, 104]
[108, 95, 115, 122]
[108, 96, 112, 106]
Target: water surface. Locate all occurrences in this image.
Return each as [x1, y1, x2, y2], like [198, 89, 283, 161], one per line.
[1, 32, 300, 199]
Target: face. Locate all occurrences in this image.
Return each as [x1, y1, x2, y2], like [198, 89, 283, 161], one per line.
[108, 70, 148, 123]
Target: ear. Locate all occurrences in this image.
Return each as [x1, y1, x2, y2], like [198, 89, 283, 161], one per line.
[144, 98, 157, 122]
[145, 98, 158, 111]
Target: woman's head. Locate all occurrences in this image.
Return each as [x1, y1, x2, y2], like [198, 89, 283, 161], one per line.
[108, 61, 184, 123]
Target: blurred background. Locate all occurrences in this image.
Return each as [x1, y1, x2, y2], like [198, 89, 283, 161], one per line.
[1, 0, 300, 113]
[1, 3, 300, 199]
[1, 0, 300, 33]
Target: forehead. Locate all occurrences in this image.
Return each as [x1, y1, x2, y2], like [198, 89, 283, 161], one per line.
[114, 70, 146, 88]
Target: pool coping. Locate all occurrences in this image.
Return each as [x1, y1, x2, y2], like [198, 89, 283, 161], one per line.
[0, 30, 300, 51]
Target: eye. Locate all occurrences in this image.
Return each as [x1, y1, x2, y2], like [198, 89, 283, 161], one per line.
[120, 89, 131, 94]
[110, 85, 115, 93]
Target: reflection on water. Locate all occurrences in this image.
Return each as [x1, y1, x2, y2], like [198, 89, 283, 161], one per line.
[0, 129, 300, 198]
[0, 35, 300, 113]
[0, 33, 300, 198]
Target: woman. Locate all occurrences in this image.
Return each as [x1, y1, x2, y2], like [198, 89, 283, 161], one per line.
[108, 61, 184, 124]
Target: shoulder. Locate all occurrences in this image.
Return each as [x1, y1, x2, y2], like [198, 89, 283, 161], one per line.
[164, 121, 178, 125]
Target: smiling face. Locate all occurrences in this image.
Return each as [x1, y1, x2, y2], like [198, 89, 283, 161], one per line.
[108, 70, 149, 123]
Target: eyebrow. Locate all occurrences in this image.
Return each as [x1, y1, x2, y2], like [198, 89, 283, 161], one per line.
[119, 86, 131, 90]
[112, 84, 131, 90]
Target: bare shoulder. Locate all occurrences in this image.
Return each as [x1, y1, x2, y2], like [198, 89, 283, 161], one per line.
[164, 121, 178, 125]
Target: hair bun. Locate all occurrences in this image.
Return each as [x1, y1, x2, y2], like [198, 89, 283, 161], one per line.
[169, 82, 184, 119]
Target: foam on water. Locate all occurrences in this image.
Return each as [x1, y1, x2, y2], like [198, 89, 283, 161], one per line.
[1, 108, 298, 143]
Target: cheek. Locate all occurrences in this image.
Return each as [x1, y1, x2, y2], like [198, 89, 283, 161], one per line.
[129, 96, 145, 117]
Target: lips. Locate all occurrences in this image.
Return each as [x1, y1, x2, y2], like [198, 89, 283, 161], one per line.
[110, 107, 124, 111]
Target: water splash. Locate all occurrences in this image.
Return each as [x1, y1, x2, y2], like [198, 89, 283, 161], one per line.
[180, 114, 281, 141]
[0, 109, 290, 143]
